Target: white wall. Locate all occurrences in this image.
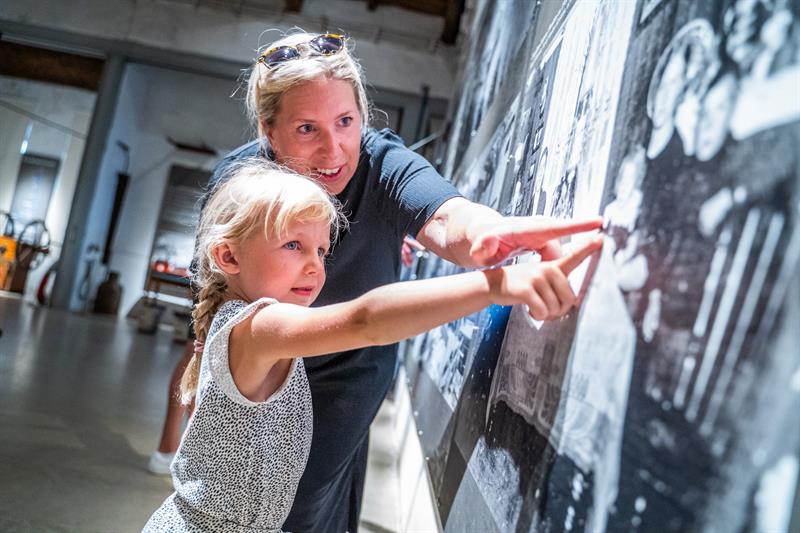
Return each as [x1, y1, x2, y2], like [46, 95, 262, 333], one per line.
[0, 77, 95, 301]
[106, 63, 249, 314]
[0, 62, 249, 311]
[0, 101, 28, 213]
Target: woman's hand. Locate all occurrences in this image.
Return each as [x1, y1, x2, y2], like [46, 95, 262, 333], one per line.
[488, 236, 603, 320]
[469, 216, 604, 266]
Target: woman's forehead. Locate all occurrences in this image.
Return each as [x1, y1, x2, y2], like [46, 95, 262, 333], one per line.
[279, 79, 358, 117]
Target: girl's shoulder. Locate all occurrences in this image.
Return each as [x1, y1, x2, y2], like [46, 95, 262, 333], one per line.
[202, 297, 300, 408]
[207, 298, 277, 341]
[206, 299, 246, 341]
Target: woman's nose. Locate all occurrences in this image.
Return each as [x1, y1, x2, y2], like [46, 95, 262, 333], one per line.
[318, 128, 340, 158]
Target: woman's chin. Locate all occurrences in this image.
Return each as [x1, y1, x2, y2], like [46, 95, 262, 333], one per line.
[314, 168, 353, 194]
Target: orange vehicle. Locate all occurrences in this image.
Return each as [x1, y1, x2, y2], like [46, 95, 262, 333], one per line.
[0, 235, 16, 289]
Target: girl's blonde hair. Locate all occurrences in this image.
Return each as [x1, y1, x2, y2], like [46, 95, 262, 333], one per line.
[246, 31, 371, 139]
[180, 158, 346, 404]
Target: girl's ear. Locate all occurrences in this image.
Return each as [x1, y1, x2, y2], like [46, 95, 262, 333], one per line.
[211, 242, 241, 275]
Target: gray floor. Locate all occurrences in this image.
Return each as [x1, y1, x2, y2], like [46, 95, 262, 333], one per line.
[0, 294, 178, 532]
[0, 293, 403, 533]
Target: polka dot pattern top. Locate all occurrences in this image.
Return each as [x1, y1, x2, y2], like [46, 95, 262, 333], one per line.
[144, 298, 313, 532]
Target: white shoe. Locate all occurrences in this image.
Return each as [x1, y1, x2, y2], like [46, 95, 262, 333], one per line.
[147, 451, 175, 475]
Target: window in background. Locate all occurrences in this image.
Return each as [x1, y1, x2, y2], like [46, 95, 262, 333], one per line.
[149, 164, 208, 279]
[10, 153, 59, 231]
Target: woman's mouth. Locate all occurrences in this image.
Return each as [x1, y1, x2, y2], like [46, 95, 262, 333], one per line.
[312, 166, 344, 183]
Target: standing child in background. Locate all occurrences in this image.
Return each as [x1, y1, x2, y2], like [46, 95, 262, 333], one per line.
[143, 159, 602, 532]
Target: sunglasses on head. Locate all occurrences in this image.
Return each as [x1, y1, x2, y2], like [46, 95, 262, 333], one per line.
[258, 34, 346, 68]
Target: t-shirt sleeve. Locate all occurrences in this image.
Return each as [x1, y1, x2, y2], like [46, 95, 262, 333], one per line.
[367, 129, 462, 239]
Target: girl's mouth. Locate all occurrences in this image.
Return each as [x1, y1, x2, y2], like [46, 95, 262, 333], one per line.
[291, 287, 314, 296]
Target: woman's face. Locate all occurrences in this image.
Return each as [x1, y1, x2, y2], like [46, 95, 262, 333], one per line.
[265, 77, 363, 195]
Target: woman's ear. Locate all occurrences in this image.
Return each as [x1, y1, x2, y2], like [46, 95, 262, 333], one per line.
[262, 118, 277, 152]
[211, 243, 241, 275]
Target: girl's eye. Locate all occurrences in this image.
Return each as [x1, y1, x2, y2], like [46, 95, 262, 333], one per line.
[284, 241, 299, 251]
[298, 124, 313, 134]
[339, 116, 352, 127]
[317, 248, 326, 257]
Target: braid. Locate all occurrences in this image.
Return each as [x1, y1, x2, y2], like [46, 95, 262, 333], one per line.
[179, 274, 227, 405]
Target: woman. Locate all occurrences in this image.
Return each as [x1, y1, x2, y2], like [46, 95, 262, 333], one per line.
[149, 31, 602, 533]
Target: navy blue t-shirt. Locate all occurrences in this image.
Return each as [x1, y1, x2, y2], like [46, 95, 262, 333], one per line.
[203, 128, 461, 532]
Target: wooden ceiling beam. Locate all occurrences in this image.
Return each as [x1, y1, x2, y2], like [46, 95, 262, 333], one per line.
[441, 0, 464, 45]
[284, 0, 303, 13]
[0, 41, 104, 92]
[356, 0, 463, 43]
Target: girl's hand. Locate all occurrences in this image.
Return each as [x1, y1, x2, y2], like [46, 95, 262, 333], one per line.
[489, 236, 603, 320]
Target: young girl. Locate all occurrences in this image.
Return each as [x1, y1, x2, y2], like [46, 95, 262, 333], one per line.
[143, 159, 602, 532]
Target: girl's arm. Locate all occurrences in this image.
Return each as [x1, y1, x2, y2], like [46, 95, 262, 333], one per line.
[239, 236, 602, 362]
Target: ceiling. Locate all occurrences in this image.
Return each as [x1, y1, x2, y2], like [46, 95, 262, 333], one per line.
[160, 0, 465, 44]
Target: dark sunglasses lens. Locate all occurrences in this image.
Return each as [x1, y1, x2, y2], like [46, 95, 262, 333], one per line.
[262, 46, 300, 65]
[311, 35, 344, 54]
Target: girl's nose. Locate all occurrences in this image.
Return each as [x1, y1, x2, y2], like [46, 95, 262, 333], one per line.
[304, 253, 323, 273]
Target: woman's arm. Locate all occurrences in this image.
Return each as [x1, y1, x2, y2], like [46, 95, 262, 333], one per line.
[416, 196, 604, 267]
[240, 237, 602, 361]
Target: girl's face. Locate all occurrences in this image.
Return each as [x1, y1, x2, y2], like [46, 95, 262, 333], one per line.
[233, 219, 331, 306]
[265, 77, 363, 195]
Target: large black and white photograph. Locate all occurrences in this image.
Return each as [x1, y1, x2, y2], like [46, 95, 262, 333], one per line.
[600, 0, 800, 531]
[404, 94, 522, 504]
[505, 36, 562, 218]
[441, 0, 539, 180]
[410, 0, 800, 532]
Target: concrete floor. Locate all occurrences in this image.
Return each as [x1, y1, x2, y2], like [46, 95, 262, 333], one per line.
[0, 294, 404, 533]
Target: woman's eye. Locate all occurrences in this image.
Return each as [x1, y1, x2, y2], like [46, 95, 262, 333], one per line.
[340, 116, 353, 127]
[298, 124, 313, 134]
[284, 241, 299, 251]
[317, 248, 326, 257]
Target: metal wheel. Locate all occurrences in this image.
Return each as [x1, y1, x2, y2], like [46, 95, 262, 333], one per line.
[0, 211, 14, 237]
[16, 219, 50, 270]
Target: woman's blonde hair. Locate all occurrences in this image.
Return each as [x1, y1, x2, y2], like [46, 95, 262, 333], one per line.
[246, 31, 371, 139]
[180, 158, 346, 404]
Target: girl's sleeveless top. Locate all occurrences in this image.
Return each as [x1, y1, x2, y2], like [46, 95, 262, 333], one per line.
[143, 298, 312, 533]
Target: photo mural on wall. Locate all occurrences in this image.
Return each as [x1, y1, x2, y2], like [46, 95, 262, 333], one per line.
[405, 0, 800, 532]
[404, 95, 522, 501]
[441, 0, 540, 180]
